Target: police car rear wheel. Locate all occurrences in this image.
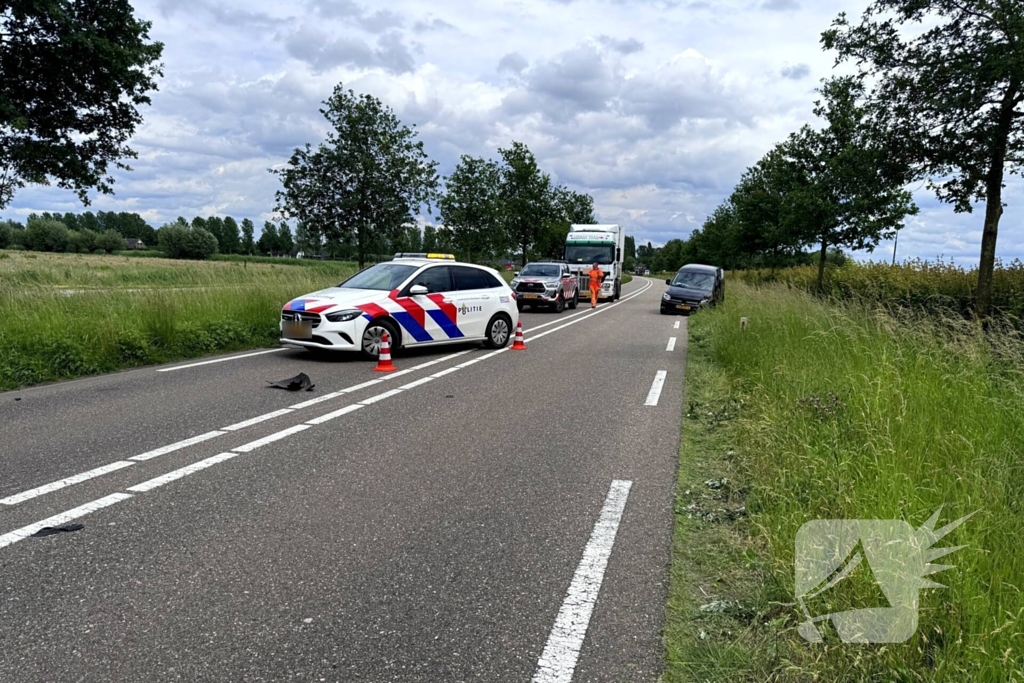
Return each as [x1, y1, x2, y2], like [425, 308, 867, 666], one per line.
[484, 314, 511, 349]
[361, 319, 399, 360]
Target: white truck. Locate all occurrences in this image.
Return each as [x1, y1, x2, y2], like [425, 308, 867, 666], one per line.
[563, 224, 626, 301]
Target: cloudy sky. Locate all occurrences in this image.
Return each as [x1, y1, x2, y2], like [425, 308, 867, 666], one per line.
[6, 0, 1022, 264]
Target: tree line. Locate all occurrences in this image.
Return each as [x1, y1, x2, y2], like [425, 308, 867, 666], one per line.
[638, 1, 1022, 318]
[273, 85, 596, 268]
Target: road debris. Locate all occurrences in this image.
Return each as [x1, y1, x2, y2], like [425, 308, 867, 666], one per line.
[267, 372, 315, 392]
[31, 524, 84, 537]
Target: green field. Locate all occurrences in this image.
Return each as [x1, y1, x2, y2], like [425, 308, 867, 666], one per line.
[0, 250, 358, 390]
[666, 282, 1023, 682]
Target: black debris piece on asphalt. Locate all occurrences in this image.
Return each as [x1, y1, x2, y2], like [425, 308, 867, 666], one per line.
[267, 372, 315, 392]
[32, 524, 84, 538]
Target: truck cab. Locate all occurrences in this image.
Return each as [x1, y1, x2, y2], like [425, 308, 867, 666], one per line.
[564, 224, 625, 301]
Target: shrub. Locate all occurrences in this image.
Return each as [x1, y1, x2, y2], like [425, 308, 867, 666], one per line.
[159, 223, 218, 260]
[24, 218, 71, 252]
[68, 228, 99, 253]
[0, 220, 13, 248]
[95, 229, 126, 254]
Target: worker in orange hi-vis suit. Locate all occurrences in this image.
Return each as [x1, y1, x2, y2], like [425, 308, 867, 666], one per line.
[587, 262, 604, 308]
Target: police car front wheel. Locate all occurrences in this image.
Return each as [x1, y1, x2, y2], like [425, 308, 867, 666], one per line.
[361, 319, 400, 360]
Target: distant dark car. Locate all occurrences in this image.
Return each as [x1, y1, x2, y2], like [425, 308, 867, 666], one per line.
[660, 264, 724, 315]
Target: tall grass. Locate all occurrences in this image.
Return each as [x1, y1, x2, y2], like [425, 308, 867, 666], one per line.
[735, 258, 1024, 321]
[0, 251, 357, 389]
[681, 282, 1023, 681]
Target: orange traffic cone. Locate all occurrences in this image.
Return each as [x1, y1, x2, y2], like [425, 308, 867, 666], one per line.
[374, 332, 397, 372]
[511, 320, 527, 351]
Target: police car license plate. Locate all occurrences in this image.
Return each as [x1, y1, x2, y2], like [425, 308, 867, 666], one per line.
[524, 294, 539, 299]
[676, 304, 691, 311]
[283, 320, 312, 339]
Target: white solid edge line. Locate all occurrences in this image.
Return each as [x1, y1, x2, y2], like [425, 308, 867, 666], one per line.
[130, 431, 226, 462]
[221, 408, 294, 431]
[673, 321, 680, 329]
[645, 370, 668, 406]
[666, 337, 677, 352]
[126, 453, 238, 493]
[0, 461, 135, 506]
[0, 493, 134, 550]
[431, 366, 460, 378]
[305, 403, 364, 426]
[232, 424, 310, 453]
[358, 388, 403, 406]
[532, 480, 633, 683]
[156, 348, 286, 372]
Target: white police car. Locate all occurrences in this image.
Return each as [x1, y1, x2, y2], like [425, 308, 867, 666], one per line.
[280, 254, 519, 359]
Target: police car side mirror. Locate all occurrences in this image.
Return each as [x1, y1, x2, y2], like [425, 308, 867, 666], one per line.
[665, 279, 672, 286]
[513, 271, 519, 277]
[409, 284, 428, 296]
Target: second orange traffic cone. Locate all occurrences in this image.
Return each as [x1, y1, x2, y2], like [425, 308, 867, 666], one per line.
[511, 320, 527, 351]
[374, 332, 397, 372]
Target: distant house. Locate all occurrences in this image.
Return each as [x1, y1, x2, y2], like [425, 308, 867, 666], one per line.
[125, 238, 146, 250]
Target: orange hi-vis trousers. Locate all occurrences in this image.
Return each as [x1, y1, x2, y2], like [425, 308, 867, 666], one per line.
[590, 285, 600, 306]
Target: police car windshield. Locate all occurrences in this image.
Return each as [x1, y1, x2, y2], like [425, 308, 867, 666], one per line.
[671, 272, 715, 291]
[339, 263, 417, 290]
[520, 264, 561, 277]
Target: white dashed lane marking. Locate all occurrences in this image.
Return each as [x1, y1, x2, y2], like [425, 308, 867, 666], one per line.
[644, 371, 667, 407]
[532, 480, 633, 683]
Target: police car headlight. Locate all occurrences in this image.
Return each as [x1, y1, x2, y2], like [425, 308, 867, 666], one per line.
[325, 309, 362, 322]
[662, 293, 671, 301]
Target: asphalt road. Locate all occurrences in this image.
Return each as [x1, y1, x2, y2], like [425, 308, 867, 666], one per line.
[0, 277, 688, 683]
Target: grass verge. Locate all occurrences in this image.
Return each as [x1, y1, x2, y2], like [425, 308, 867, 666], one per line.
[0, 250, 357, 390]
[665, 281, 1023, 682]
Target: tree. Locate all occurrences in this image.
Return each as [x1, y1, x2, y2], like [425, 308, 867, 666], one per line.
[498, 141, 555, 266]
[294, 221, 321, 257]
[729, 148, 808, 273]
[780, 77, 918, 288]
[439, 155, 505, 261]
[823, 0, 1024, 316]
[557, 186, 596, 224]
[68, 228, 98, 253]
[624, 235, 636, 261]
[258, 221, 279, 256]
[273, 84, 440, 267]
[62, 212, 80, 232]
[221, 216, 240, 254]
[0, 0, 164, 208]
[0, 219, 12, 248]
[278, 222, 295, 256]
[158, 219, 217, 259]
[405, 224, 423, 252]
[422, 224, 438, 252]
[240, 219, 255, 255]
[79, 211, 100, 233]
[95, 229, 125, 253]
[206, 216, 225, 252]
[24, 217, 70, 252]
